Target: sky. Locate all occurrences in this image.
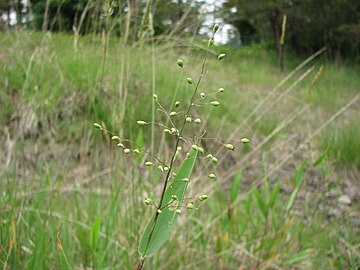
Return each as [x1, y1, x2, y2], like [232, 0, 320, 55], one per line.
[199, 0, 237, 44]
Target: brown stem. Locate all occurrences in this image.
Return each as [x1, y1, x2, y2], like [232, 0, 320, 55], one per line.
[137, 257, 144, 270]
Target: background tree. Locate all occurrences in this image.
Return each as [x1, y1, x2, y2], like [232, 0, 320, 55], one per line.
[153, 0, 204, 37]
[223, 0, 360, 60]
[0, 0, 24, 30]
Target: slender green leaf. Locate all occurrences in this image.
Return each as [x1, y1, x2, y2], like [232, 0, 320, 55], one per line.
[285, 188, 299, 213]
[245, 195, 252, 216]
[238, 216, 247, 239]
[313, 148, 329, 167]
[136, 129, 144, 162]
[285, 164, 306, 212]
[286, 249, 312, 265]
[138, 149, 198, 258]
[321, 159, 327, 179]
[268, 181, 280, 209]
[230, 171, 242, 203]
[57, 229, 71, 270]
[58, 247, 71, 270]
[89, 218, 100, 251]
[253, 188, 267, 219]
[293, 163, 305, 187]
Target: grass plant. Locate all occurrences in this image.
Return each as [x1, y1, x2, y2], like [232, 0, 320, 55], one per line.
[0, 22, 360, 269]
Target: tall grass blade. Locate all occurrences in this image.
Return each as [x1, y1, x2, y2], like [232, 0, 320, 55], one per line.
[269, 181, 280, 209]
[136, 129, 145, 162]
[253, 187, 267, 219]
[285, 164, 305, 212]
[230, 171, 242, 204]
[57, 229, 71, 270]
[89, 218, 101, 251]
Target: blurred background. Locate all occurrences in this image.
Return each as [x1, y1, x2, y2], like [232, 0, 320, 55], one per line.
[1, 1, 359, 269]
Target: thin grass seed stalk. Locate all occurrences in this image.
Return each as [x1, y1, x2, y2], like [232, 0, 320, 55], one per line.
[93, 23, 250, 269]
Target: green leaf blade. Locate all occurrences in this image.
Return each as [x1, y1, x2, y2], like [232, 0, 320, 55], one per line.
[89, 218, 100, 251]
[138, 149, 198, 258]
[230, 171, 242, 203]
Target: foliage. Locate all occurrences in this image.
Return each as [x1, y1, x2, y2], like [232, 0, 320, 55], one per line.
[0, 30, 359, 269]
[223, 0, 360, 60]
[322, 117, 360, 168]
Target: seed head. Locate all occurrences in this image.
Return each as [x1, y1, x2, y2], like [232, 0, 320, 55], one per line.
[186, 117, 192, 123]
[137, 120, 147, 126]
[175, 101, 180, 107]
[187, 77, 193, 84]
[195, 118, 201, 124]
[186, 202, 194, 209]
[198, 147, 205, 154]
[183, 178, 190, 182]
[177, 146, 182, 151]
[200, 92, 206, 98]
[144, 198, 152, 205]
[218, 88, 224, 93]
[153, 94, 158, 100]
[158, 165, 164, 172]
[164, 166, 169, 171]
[164, 128, 171, 134]
[198, 195, 208, 201]
[117, 143, 125, 148]
[133, 149, 140, 154]
[177, 59, 184, 68]
[241, 137, 250, 144]
[170, 128, 177, 135]
[211, 101, 220, 106]
[208, 38, 214, 47]
[176, 209, 182, 214]
[170, 111, 177, 116]
[145, 161, 153, 166]
[124, 148, 131, 154]
[192, 145, 198, 150]
[226, 144, 235, 151]
[206, 154, 213, 158]
[172, 195, 178, 200]
[111, 135, 120, 140]
[217, 53, 226, 61]
[213, 23, 220, 33]
[93, 123, 102, 130]
[212, 157, 218, 164]
[209, 173, 217, 179]
[157, 209, 162, 214]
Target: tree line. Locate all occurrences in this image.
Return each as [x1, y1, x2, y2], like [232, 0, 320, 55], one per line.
[0, 0, 359, 61]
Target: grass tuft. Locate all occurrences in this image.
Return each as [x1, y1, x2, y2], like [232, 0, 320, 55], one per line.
[322, 117, 360, 168]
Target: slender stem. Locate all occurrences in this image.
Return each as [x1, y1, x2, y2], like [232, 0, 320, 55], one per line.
[100, 25, 108, 91]
[99, 127, 167, 166]
[137, 257, 145, 270]
[137, 32, 214, 269]
[151, 39, 156, 158]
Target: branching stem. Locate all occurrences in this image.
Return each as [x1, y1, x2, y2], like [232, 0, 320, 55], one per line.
[137, 31, 214, 269]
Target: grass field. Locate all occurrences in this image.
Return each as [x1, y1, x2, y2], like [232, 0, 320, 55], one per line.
[1, 32, 359, 269]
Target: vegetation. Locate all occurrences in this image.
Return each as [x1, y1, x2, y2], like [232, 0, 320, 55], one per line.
[322, 118, 360, 169]
[1, 0, 360, 60]
[0, 1, 359, 269]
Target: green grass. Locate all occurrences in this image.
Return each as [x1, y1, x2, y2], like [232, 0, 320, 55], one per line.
[322, 117, 360, 168]
[1, 161, 358, 269]
[305, 63, 360, 110]
[1, 32, 359, 269]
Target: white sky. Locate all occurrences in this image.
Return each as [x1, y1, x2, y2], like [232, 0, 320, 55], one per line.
[199, 0, 235, 44]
